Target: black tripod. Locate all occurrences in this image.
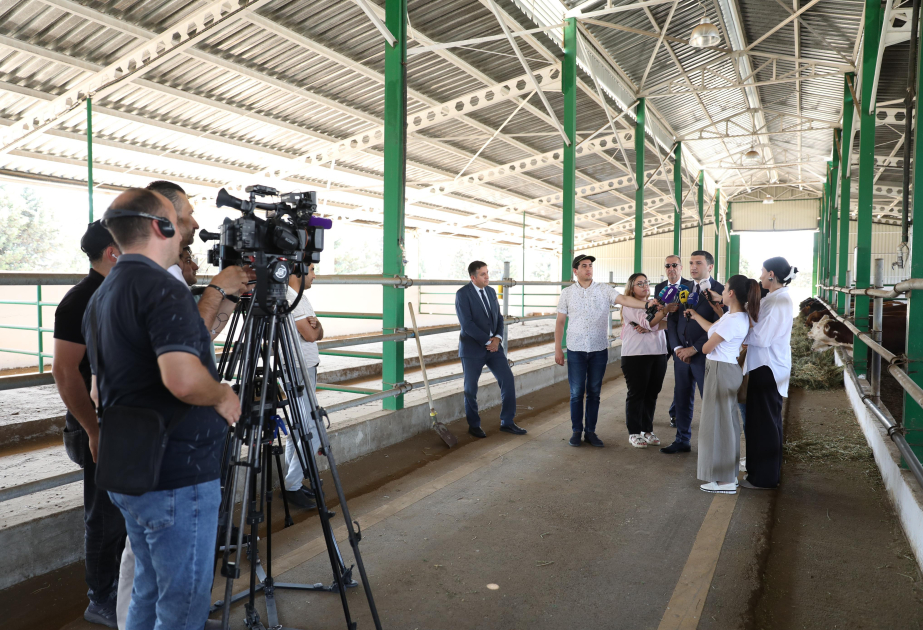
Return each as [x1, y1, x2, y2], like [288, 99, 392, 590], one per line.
[214, 293, 382, 630]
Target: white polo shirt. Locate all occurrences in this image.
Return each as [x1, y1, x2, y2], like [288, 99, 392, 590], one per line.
[556, 281, 620, 353]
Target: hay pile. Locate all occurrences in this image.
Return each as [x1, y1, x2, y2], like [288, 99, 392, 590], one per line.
[789, 315, 844, 390]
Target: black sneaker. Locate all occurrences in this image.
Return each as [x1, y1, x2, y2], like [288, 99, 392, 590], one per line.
[284, 489, 317, 510]
[84, 595, 117, 628]
[584, 432, 604, 447]
[568, 432, 582, 447]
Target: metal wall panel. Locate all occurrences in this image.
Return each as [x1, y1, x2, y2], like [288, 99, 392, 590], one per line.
[844, 221, 909, 285]
[730, 200, 820, 231]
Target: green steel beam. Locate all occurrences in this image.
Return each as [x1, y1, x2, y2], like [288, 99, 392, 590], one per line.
[713, 189, 720, 281]
[906, 11, 923, 461]
[674, 142, 682, 257]
[729, 234, 740, 277]
[725, 203, 732, 281]
[812, 231, 820, 290]
[838, 73, 855, 314]
[828, 136, 840, 306]
[382, 0, 407, 409]
[854, 0, 882, 376]
[562, 17, 577, 281]
[697, 170, 704, 250]
[87, 98, 93, 223]
[634, 97, 646, 272]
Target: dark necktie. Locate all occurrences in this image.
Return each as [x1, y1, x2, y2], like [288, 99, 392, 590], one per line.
[479, 289, 492, 325]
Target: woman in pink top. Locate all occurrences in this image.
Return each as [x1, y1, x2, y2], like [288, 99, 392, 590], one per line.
[620, 273, 669, 448]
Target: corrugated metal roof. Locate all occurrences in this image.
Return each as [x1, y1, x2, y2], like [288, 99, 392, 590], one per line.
[0, 0, 907, 249]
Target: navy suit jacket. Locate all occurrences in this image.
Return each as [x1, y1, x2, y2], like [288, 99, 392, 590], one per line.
[667, 279, 726, 355]
[455, 283, 503, 359]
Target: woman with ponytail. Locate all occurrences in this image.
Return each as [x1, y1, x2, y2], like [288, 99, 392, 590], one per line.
[685, 275, 760, 494]
[741, 257, 797, 489]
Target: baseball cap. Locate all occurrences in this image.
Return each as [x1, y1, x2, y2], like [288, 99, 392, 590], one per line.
[572, 254, 596, 269]
[80, 220, 116, 261]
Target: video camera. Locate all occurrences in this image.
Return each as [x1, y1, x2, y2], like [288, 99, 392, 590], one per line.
[199, 185, 332, 309]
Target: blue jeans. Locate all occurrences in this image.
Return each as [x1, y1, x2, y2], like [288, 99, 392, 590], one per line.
[566, 349, 609, 433]
[461, 350, 517, 428]
[109, 480, 221, 630]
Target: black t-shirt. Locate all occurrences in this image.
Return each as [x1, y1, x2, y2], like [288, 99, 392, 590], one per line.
[83, 254, 227, 491]
[53, 269, 104, 430]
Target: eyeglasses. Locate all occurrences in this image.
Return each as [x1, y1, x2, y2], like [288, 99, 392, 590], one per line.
[634, 281, 649, 287]
[664, 263, 679, 269]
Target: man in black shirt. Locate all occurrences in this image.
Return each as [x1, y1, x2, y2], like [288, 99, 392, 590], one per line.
[85, 188, 240, 630]
[52, 220, 124, 627]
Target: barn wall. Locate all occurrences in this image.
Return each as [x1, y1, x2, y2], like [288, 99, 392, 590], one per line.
[730, 199, 820, 231]
[843, 221, 910, 286]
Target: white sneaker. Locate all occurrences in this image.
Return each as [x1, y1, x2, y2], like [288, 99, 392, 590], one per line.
[642, 432, 661, 446]
[700, 481, 738, 494]
[628, 434, 648, 448]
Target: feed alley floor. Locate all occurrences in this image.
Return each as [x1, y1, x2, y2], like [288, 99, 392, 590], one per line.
[16, 366, 923, 630]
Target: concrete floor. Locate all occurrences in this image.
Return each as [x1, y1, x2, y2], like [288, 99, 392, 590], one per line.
[11, 362, 923, 630]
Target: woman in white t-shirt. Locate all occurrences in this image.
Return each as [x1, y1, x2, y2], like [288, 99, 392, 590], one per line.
[685, 275, 761, 495]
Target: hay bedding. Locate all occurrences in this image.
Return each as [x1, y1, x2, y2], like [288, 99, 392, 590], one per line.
[790, 315, 844, 390]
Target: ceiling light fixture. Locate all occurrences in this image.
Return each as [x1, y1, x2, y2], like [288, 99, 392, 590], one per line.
[689, 3, 721, 48]
[743, 147, 761, 165]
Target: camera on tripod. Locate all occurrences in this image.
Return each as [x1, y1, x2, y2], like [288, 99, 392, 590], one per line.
[200, 185, 333, 309]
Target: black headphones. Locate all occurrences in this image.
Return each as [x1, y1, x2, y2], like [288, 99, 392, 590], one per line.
[103, 208, 175, 238]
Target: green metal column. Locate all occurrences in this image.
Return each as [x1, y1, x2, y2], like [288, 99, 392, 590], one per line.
[729, 234, 740, 276]
[697, 170, 704, 250]
[725, 203, 732, 281]
[634, 98, 645, 272]
[562, 17, 577, 281]
[673, 142, 682, 256]
[905, 9, 923, 460]
[855, 0, 882, 376]
[87, 98, 93, 222]
[812, 232, 820, 291]
[713, 189, 720, 280]
[838, 74, 855, 314]
[829, 137, 841, 305]
[382, 0, 407, 410]
[824, 169, 832, 297]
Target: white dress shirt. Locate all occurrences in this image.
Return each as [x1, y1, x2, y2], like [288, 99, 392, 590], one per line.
[743, 286, 794, 397]
[556, 281, 621, 352]
[470, 282, 501, 344]
[705, 311, 749, 364]
[166, 263, 186, 286]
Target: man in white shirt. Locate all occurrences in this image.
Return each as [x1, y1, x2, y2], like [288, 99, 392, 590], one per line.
[282, 261, 324, 510]
[554, 255, 650, 447]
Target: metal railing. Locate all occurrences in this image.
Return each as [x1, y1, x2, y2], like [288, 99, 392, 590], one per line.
[813, 264, 923, 490]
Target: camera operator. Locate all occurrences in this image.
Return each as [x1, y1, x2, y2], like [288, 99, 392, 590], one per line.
[145, 180, 249, 339]
[86, 188, 240, 630]
[52, 220, 124, 627]
[282, 260, 323, 510]
[181, 246, 199, 287]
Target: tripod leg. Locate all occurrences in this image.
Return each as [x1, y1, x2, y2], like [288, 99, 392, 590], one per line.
[273, 437, 294, 527]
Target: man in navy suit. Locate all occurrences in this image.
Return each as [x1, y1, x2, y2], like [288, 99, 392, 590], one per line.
[661, 250, 725, 454]
[653, 254, 691, 430]
[455, 261, 525, 438]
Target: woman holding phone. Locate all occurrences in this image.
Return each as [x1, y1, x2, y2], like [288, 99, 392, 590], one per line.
[741, 257, 797, 489]
[620, 273, 669, 448]
[685, 275, 761, 494]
